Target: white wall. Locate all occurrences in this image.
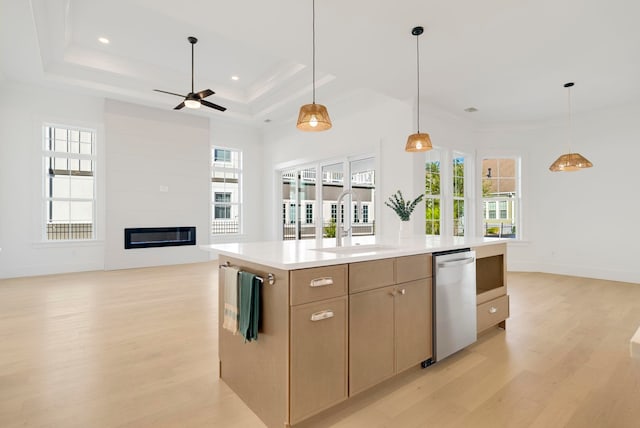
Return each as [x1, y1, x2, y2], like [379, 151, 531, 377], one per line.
[0, 81, 265, 277]
[104, 100, 211, 270]
[0, 82, 105, 278]
[478, 102, 640, 283]
[261, 90, 475, 241]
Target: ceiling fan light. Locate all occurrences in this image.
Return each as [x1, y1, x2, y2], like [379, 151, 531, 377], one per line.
[297, 103, 332, 131]
[184, 99, 201, 109]
[549, 152, 593, 172]
[405, 132, 432, 152]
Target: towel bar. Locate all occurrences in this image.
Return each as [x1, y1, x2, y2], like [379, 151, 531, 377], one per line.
[219, 261, 275, 285]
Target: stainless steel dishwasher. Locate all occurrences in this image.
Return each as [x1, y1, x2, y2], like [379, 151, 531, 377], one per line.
[433, 248, 477, 362]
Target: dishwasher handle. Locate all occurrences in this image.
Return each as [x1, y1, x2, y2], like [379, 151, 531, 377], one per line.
[437, 256, 475, 268]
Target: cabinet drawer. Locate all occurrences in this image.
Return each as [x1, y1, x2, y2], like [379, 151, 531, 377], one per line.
[290, 264, 347, 305]
[396, 254, 432, 283]
[477, 295, 509, 333]
[290, 296, 348, 423]
[349, 258, 395, 293]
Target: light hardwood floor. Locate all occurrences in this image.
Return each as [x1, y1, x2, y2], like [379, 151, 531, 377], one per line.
[1, 264, 639, 428]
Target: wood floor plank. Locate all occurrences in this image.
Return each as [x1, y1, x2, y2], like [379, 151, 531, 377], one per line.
[1, 266, 640, 427]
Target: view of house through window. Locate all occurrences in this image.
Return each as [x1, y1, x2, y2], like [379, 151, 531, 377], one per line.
[482, 158, 519, 238]
[43, 124, 96, 240]
[281, 157, 376, 240]
[425, 151, 441, 235]
[211, 147, 242, 235]
[453, 154, 465, 237]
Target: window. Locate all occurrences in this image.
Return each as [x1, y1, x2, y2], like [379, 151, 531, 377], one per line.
[211, 147, 242, 235]
[487, 201, 497, 219]
[214, 148, 231, 163]
[362, 205, 369, 223]
[425, 151, 441, 235]
[499, 201, 508, 219]
[306, 203, 313, 224]
[289, 203, 296, 224]
[482, 158, 520, 238]
[214, 193, 232, 219]
[280, 156, 376, 241]
[43, 124, 96, 240]
[452, 155, 465, 237]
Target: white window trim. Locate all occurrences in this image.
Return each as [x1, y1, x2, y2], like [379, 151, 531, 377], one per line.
[276, 152, 378, 241]
[41, 123, 98, 242]
[211, 146, 243, 237]
[476, 150, 524, 240]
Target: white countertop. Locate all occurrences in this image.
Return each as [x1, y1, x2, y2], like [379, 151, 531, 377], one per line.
[201, 236, 507, 270]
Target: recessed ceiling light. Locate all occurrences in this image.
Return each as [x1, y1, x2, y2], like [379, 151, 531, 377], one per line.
[98, 37, 110, 44]
[231, 75, 239, 81]
[464, 107, 479, 113]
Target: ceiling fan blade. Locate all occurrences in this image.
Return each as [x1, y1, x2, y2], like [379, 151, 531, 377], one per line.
[195, 89, 214, 99]
[154, 89, 186, 98]
[201, 99, 227, 112]
[174, 102, 186, 110]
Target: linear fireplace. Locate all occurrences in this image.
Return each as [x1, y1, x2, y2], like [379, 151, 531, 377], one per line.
[124, 226, 196, 249]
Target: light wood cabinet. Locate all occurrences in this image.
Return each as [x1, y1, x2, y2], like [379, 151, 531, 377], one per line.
[349, 258, 395, 293]
[290, 296, 348, 424]
[395, 279, 432, 373]
[473, 243, 509, 332]
[290, 264, 348, 305]
[349, 255, 433, 396]
[218, 244, 504, 427]
[349, 285, 396, 394]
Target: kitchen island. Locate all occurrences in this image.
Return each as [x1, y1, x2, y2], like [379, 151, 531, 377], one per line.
[202, 236, 508, 428]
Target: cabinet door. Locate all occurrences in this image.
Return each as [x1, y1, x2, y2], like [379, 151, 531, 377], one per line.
[349, 286, 395, 395]
[290, 296, 348, 424]
[395, 279, 432, 373]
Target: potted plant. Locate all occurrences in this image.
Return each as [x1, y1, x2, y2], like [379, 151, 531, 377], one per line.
[384, 190, 424, 238]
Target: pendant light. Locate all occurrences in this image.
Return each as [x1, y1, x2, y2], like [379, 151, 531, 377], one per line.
[549, 82, 593, 172]
[296, 0, 332, 131]
[405, 26, 432, 152]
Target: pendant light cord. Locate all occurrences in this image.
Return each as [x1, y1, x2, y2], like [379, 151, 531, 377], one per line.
[567, 85, 573, 153]
[416, 31, 420, 133]
[312, 0, 316, 104]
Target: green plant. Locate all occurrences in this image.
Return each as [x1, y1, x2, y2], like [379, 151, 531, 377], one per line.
[323, 219, 336, 238]
[384, 190, 424, 221]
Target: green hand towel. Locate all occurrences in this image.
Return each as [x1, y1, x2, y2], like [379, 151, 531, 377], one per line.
[239, 271, 261, 342]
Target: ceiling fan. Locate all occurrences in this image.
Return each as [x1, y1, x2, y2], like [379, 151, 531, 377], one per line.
[154, 36, 227, 112]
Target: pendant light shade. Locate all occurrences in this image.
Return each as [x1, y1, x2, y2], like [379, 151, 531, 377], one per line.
[549, 82, 593, 172]
[549, 152, 593, 172]
[297, 0, 332, 132]
[405, 133, 433, 152]
[405, 26, 432, 153]
[297, 103, 332, 131]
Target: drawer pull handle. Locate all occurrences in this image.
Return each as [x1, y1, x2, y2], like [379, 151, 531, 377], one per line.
[399, 289, 406, 295]
[310, 310, 334, 321]
[310, 277, 333, 287]
[489, 307, 498, 314]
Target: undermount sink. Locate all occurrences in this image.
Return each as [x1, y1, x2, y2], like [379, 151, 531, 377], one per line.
[312, 244, 397, 255]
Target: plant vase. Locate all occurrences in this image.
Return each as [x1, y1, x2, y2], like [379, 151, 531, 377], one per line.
[398, 220, 412, 239]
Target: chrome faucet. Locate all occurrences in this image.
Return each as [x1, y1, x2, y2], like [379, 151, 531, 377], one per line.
[335, 189, 362, 247]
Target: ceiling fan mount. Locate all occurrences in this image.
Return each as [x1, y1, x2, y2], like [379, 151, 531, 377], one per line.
[154, 36, 227, 112]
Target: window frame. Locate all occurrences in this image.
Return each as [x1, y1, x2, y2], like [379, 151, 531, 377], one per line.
[477, 154, 522, 240]
[211, 146, 243, 236]
[42, 123, 97, 242]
